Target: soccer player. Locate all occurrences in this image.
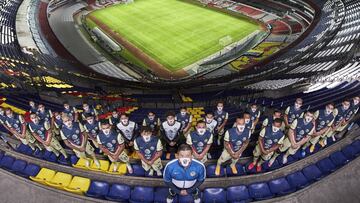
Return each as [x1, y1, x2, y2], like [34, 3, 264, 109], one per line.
[160, 111, 182, 159]
[175, 107, 192, 135]
[284, 98, 304, 128]
[29, 100, 37, 114]
[214, 101, 228, 145]
[134, 126, 163, 176]
[81, 102, 98, 121]
[248, 118, 285, 172]
[303, 103, 336, 152]
[142, 111, 161, 135]
[37, 104, 53, 123]
[83, 113, 100, 149]
[186, 120, 213, 163]
[243, 112, 255, 132]
[51, 112, 63, 136]
[28, 113, 67, 158]
[60, 114, 100, 168]
[62, 101, 78, 122]
[335, 96, 359, 132]
[248, 104, 261, 127]
[262, 110, 284, 130]
[216, 118, 250, 175]
[4, 108, 41, 151]
[278, 111, 315, 164]
[97, 120, 132, 173]
[109, 109, 120, 126]
[204, 112, 217, 134]
[164, 144, 205, 203]
[116, 113, 138, 152]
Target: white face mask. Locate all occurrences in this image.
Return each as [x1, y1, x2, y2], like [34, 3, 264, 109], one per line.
[55, 115, 61, 120]
[305, 116, 312, 123]
[197, 128, 206, 135]
[121, 119, 129, 125]
[217, 107, 223, 112]
[168, 119, 175, 125]
[0, 110, 4, 115]
[354, 99, 359, 105]
[237, 125, 245, 132]
[343, 104, 350, 110]
[205, 118, 212, 123]
[148, 116, 155, 120]
[143, 135, 151, 142]
[180, 112, 186, 116]
[325, 108, 333, 115]
[83, 106, 89, 111]
[87, 119, 94, 124]
[179, 158, 191, 167]
[245, 119, 250, 124]
[295, 103, 301, 109]
[272, 126, 280, 132]
[103, 129, 111, 135]
[251, 108, 256, 113]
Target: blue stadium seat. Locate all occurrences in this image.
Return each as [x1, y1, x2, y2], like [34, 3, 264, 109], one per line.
[10, 159, 27, 173]
[178, 194, 197, 203]
[105, 184, 131, 202]
[203, 188, 226, 203]
[154, 187, 178, 203]
[127, 164, 145, 177]
[262, 159, 281, 172]
[33, 149, 44, 159]
[85, 180, 110, 199]
[226, 185, 251, 202]
[351, 140, 360, 156]
[225, 163, 245, 176]
[302, 164, 323, 182]
[17, 163, 40, 178]
[286, 171, 309, 189]
[207, 164, 225, 178]
[268, 177, 296, 196]
[130, 186, 154, 203]
[341, 145, 357, 160]
[16, 144, 33, 155]
[0, 150, 4, 160]
[329, 151, 349, 168]
[57, 155, 70, 166]
[70, 155, 79, 165]
[43, 151, 58, 163]
[248, 182, 274, 200]
[316, 158, 336, 175]
[0, 155, 15, 171]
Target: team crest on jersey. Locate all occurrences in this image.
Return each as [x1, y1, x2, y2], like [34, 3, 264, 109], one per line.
[274, 139, 278, 142]
[299, 130, 305, 135]
[75, 130, 79, 134]
[190, 171, 196, 177]
[320, 121, 325, 125]
[37, 130, 42, 134]
[40, 127, 44, 131]
[14, 124, 18, 128]
[150, 146, 155, 151]
[106, 143, 113, 148]
[111, 139, 116, 144]
[72, 134, 78, 139]
[145, 149, 151, 154]
[242, 137, 247, 141]
[236, 140, 242, 145]
[197, 142, 204, 147]
[266, 139, 273, 144]
[291, 115, 295, 119]
[305, 129, 309, 133]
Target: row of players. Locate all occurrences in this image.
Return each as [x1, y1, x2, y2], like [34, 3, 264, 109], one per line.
[0, 97, 358, 176]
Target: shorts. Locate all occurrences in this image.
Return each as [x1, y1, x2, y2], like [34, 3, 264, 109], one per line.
[19, 130, 36, 145]
[73, 142, 95, 159]
[141, 158, 162, 171]
[218, 149, 239, 165]
[108, 150, 129, 163]
[253, 144, 274, 161]
[45, 138, 64, 152]
[279, 138, 300, 155]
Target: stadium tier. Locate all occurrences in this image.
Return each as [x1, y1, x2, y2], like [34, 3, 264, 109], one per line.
[0, 0, 359, 202]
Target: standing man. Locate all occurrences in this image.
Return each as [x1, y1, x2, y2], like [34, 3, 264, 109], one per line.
[248, 104, 261, 128]
[214, 101, 228, 145]
[284, 98, 304, 128]
[134, 126, 163, 176]
[29, 100, 37, 114]
[204, 112, 217, 135]
[175, 107, 192, 136]
[109, 109, 120, 127]
[37, 104, 53, 123]
[164, 144, 205, 203]
[81, 102, 98, 121]
[62, 102, 79, 122]
[186, 121, 213, 163]
[83, 113, 101, 149]
[116, 113, 139, 153]
[160, 112, 182, 159]
[142, 111, 161, 135]
[216, 118, 250, 175]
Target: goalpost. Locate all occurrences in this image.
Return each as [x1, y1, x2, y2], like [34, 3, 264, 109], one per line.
[219, 35, 233, 47]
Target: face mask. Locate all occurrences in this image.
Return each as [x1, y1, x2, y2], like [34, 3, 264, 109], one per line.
[272, 126, 280, 132]
[354, 99, 359, 105]
[30, 103, 35, 107]
[0, 110, 4, 115]
[343, 105, 350, 110]
[179, 158, 191, 167]
[180, 112, 186, 116]
[143, 135, 151, 142]
[113, 114, 118, 118]
[217, 107, 223, 112]
[148, 116, 155, 120]
[83, 106, 89, 111]
[251, 108, 256, 113]
[121, 119, 129, 124]
[237, 125, 245, 132]
[87, 119, 94, 124]
[245, 119, 250, 124]
[295, 103, 301, 109]
[197, 128, 206, 135]
[55, 115, 61, 120]
[64, 106, 69, 110]
[205, 118, 212, 123]
[325, 108, 333, 115]
[168, 119, 175, 125]
[103, 129, 110, 135]
[305, 116, 312, 123]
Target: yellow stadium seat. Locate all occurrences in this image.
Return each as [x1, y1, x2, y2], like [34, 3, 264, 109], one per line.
[193, 114, 201, 119]
[30, 168, 56, 184]
[73, 158, 93, 169]
[107, 163, 127, 175]
[64, 176, 91, 195]
[131, 151, 140, 159]
[89, 159, 110, 172]
[46, 172, 73, 190]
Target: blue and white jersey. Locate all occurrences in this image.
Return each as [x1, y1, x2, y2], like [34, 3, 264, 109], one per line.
[315, 110, 334, 132]
[248, 108, 260, 122]
[333, 106, 349, 126]
[81, 107, 97, 120]
[161, 121, 182, 141]
[84, 121, 100, 140]
[0, 112, 6, 124]
[205, 119, 217, 134]
[214, 110, 228, 127]
[143, 116, 160, 131]
[63, 106, 77, 120]
[163, 159, 206, 189]
[29, 106, 38, 114]
[286, 106, 304, 125]
[28, 120, 49, 141]
[175, 113, 192, 131]
[344, 103, 359, 121]
[116, 121, 138, 142]
[37, 109, 52, 122]
[5, 114, 24, 133]
[292, 119, 314, 142]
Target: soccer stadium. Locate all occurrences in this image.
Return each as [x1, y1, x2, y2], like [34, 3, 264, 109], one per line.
[0, 0, 359, 202]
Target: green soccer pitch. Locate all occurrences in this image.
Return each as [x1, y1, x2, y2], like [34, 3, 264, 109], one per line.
[88, 0, 259, 71]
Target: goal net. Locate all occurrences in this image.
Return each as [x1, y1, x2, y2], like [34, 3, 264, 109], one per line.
[219, 35, 233, 47]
